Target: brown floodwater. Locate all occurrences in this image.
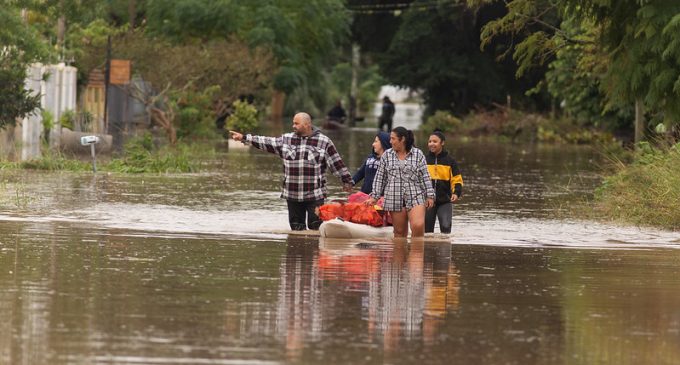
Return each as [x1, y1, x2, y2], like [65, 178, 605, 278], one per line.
[1, 129, 679, 365]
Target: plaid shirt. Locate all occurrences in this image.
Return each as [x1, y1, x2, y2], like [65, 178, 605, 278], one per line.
[370, 147, 434, 211]
[245, 129, 353, 202]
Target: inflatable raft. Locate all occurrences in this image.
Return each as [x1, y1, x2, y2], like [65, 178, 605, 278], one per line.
[319, 218, 393, 239]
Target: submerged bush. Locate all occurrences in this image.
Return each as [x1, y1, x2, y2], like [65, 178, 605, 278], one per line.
[106, 133, 201, 173]
[594, 142, 680, 230]
[9, 151, 92, 171]
[421, 110, 462, 133]
[226, 100, 259, 133]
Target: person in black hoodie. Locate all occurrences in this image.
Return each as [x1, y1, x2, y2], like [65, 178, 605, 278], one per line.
[425, 130, 463, 234]
[353, 131, 392, 194]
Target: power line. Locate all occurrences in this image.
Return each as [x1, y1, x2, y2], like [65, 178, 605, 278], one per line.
[346, 0, 463, 14]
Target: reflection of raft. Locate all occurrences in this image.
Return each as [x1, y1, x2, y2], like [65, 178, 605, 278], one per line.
[319, 218, 393, 239]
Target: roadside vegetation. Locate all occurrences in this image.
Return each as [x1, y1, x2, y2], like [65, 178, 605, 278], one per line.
[591, 142, 680, 231]
[423, 109, 617, 145]
[0, 134, 216, 174]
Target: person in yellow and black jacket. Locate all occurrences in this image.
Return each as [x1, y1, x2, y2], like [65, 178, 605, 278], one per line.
[425, 130, 463, 234]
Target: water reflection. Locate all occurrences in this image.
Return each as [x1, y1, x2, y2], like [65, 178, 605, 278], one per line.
[277, 236, 460, 362]
[1, 221, 680, 364]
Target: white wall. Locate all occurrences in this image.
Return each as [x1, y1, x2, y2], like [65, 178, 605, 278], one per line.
[21, 63, 77, 160]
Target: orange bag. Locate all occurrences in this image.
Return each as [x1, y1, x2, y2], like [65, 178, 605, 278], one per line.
[318, 203, 344, 221]
[318, 202, 384, 227]
[342, 203, 384, 227]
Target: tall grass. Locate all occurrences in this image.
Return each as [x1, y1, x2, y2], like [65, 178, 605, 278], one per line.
[0, 134, 217, 174]
[0, 152, 92, 171]
[105, 134, 214, 173]
[593, 142, 680, 230]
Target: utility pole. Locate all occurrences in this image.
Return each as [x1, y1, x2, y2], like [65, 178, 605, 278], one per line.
[349, 43, 360, 127]
[57, 0, 66, 52]
[104, 36, 111, 133]
[635, 99, 644, 144]
[128, 0, 137, 30]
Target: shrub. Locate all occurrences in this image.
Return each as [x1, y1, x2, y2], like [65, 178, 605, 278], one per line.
[226, 100, 259, 133]
[59, 110, 75, 130]
[176, 86, 221, 141]
[594, 142, 680, 230]
[106, 133, 197, 173]
[421, 110, 462, 133]
[19, 152, 91, 171]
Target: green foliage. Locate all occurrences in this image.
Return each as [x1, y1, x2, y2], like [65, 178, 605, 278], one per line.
[145, 0, 239, 41]
[112, 31, 275, 110]
[146, 0, 350, 99]
[478, 0, 563, 77]
[544, 18, 633, 131]
[65, 19, 123, 84]
[59, 110, 76, 130]
[226, 100, 259, 133]
[78, 111, 94, 132]
[461, 109, 615, 144]
[0, 54, 42, 129]
[600, 2, 680, 128]
[380, 1, 544, 115]
[594, 142, 680, 230]
[356, 65, 387, 115]
[0, 177, 33, 209]
[329, 62, 386, 115]
[422, 111, 463, 133]
[41, 110, 54, 143]
[0, 5, 48, 128]
[175, 86, 221, 140]
[106, 133, 199, 173]
[479, 0, 680, 138]
[19, 152, 91, 171]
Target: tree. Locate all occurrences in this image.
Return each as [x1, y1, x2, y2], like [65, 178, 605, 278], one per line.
[0, 5, 49, 129]
[474, 0, 680, 142]
[144, 0, 351, 118]
[111, 32, 276, 144]
[378, 0, 546, 115]
[543, 17, 632, 133]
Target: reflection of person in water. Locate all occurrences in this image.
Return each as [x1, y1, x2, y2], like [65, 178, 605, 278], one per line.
[276, 236, 321, 362]
[422, 241, 459, 346]
[321, 238, 459, 353]
[276, 235, 460, 360]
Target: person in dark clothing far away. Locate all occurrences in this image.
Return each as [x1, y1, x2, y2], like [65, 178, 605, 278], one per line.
[378, 95, 395, 132]
[230, 112, 354, 231]
[353, 131, 392, 194]
[326, 100, 347, 124]
[425, 130, 463, 234]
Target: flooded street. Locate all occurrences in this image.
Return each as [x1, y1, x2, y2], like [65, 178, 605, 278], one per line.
[1, 130, 679, 364]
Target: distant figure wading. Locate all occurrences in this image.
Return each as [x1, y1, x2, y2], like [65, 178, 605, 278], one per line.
[378, 96, 395, 132]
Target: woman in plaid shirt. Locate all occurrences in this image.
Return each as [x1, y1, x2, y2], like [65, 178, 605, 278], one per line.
[364, 127, 434, 237]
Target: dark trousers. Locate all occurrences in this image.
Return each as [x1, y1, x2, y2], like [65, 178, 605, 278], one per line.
[287, 199, 324, 230]
[378, 117, 393, 132]
[425, 202, 452, 234]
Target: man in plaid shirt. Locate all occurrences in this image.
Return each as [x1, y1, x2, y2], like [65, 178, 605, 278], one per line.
[230, 112, 353, 230]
